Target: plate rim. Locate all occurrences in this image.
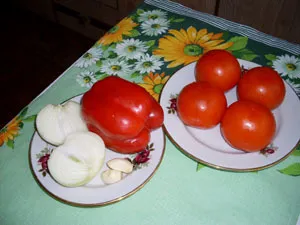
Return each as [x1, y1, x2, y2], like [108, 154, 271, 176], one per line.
[28, 94, 166, 207]
[159, 60, 300, 172]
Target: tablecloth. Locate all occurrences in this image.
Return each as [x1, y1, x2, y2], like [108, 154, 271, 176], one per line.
[1, 0, 300, 224]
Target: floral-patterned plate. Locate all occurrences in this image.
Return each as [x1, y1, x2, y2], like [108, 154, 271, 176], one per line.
[160, 59, 300, 171]
[29, 95, 165, 206]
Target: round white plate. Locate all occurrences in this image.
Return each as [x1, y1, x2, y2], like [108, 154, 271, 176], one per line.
[29, 95, 165, 206]
[160, 59, 300, 171]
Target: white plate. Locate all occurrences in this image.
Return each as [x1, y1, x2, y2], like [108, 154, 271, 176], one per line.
[29, 95, 165, 206]
[160, 59, 300, 171]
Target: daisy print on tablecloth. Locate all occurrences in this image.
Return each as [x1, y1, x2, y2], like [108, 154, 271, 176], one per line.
[141, 18, 170, 36]
[134, 54, 163, 74]
[153, 26, 233, 68]
[115, 38, 148, 60]
[137, 9, 167, 22]
[76, 71, 97, 88]
[272, 54, 300, 79]
[74, 47, 103, 68]
[100, 58, 132, 77]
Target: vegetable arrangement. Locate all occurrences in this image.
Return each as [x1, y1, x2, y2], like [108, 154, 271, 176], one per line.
[177, 49, 286, 152]
[36, 76, 164, 187]
[35, 49, 285, 187]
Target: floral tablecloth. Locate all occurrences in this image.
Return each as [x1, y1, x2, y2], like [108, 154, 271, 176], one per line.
[1, 0, 300, 224]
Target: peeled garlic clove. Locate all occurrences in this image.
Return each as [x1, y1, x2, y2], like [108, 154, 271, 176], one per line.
[48, 131, 105, 187]
[36, 101, 88, 146]
[101, 169, 122, 184]
[107, 158, 133, 174]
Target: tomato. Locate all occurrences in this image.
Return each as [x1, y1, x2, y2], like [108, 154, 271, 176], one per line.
[177, 82, 227, 129]
[221, 100, 276, 152]
[195, 50, 241, 92]
[237, 66, 286, 110]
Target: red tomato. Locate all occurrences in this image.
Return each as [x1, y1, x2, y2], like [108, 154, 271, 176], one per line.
[177, 82, 227, 129]
[237, 66, 286, 110]
[195, 50, 241, 92]
[221, 100, 276, 152]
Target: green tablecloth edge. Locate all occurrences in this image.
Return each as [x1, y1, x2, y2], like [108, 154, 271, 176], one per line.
[145, 0, 300, 54]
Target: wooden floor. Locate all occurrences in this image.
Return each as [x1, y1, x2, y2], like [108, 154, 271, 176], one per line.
[1, 6, 96, 128]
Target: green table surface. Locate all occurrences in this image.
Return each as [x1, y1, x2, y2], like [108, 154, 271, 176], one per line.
[1, 0, 300, 224]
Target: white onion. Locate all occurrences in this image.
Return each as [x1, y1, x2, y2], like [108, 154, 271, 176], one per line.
[48, 131, 106, 187]
[36, 101, 88, 145]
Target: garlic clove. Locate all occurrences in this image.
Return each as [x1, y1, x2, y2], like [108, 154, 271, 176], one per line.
[101, 169, 122, 184]
[36, 101, 88, 146]
[107, 158, 133, 174]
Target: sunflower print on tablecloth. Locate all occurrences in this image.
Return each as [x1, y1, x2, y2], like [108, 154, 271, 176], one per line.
[97, 18, 138, 45]
[138, 72, 170, 101]
[1, 107, 36, 149]
[0, 117, 22, 147]
[153, 26, 233, 68]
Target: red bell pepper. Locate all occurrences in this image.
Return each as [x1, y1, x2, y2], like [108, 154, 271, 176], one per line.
[81, 76, 164, 154]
